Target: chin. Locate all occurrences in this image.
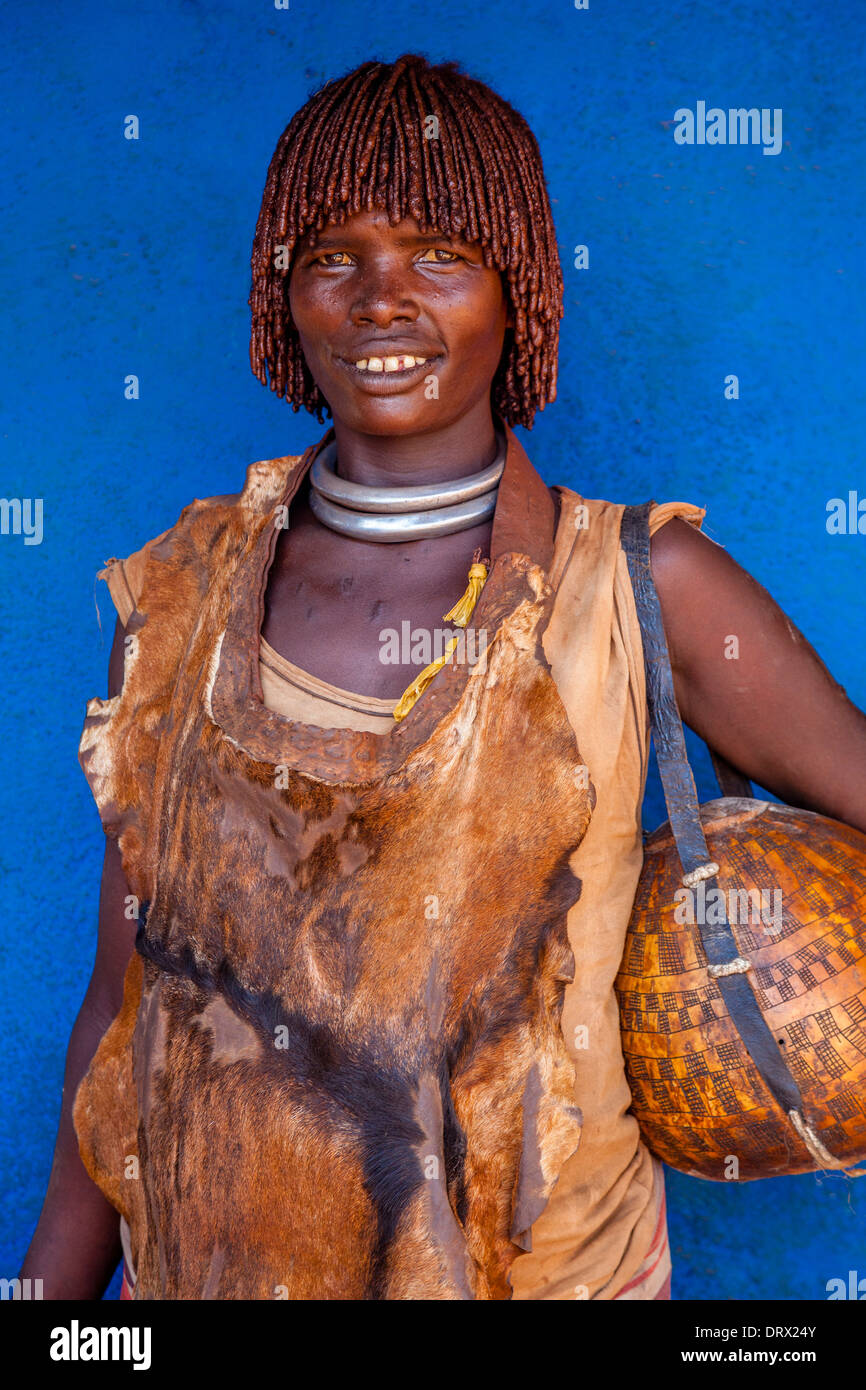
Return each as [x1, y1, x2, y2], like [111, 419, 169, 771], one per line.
[322, 392, 452, 436]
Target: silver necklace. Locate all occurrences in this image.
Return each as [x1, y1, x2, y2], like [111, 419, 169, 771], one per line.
[308, 430, 506, 541]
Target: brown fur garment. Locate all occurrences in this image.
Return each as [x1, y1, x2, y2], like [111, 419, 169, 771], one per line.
[74, 454, 594, 1299]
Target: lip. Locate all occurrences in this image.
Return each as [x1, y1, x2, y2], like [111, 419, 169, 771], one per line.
[334, 353, 442, 391]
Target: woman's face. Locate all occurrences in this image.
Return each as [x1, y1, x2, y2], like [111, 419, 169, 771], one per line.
[288, 209, 510, 437]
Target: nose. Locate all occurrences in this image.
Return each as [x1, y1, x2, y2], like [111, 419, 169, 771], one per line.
[350, 258, 419, 328]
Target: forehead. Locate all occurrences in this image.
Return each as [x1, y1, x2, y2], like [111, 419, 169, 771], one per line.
[299, 209, 481, 251]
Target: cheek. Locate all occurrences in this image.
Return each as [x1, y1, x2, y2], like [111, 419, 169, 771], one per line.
[478, 275, 508, 337]
[441, 272, 504, 329]
[467, 283, 508, 357]
[287, 275, 335, 349]
[287, 276, 313, 340]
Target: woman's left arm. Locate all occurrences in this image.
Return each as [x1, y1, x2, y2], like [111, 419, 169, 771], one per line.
[650, 518, 866, 835]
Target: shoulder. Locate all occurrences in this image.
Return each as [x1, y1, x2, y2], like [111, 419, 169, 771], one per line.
[554, 485, 705, 538]
[552, 486, 706, 574]
[646, 506, 758, 646]
[647, 500, 706, 541]
[647, 507, 783, 687]
[648, 508, 733, 596]
[96, 453, 305, 625]
[96, 492, 235, 628]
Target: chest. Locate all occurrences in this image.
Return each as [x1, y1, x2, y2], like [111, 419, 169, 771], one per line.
[260, 497, 493, 699]
[127, 555, 594, 1297]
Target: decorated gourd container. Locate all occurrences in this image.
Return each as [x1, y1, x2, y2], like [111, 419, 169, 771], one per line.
[617, 798, 866, 1180]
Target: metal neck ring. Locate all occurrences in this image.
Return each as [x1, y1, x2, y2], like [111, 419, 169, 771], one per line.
[308, 485, 499, 542]
[310, 428, 507, 516]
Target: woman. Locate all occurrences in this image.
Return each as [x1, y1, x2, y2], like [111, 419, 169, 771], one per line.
[22, 53, 866, 1300]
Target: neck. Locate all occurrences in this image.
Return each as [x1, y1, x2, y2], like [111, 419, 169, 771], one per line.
[329, 400, 500, 488]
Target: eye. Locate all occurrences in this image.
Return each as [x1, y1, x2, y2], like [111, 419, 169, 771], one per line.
[417, 247, 462, 264]
[314, 251, 353, 266]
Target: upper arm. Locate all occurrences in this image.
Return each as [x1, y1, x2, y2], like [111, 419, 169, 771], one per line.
[650, 517, 866, 835]
[82, 613, 138, 1027]
[107, 612, 126, 700]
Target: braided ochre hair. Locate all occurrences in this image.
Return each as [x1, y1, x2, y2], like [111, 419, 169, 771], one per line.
[249, 53, 563, 429]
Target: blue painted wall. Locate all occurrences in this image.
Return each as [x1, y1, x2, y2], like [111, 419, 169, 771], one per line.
[1, 0, 863, 1300]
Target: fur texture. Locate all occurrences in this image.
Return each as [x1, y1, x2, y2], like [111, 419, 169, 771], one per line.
[74, 448, 595, 1299]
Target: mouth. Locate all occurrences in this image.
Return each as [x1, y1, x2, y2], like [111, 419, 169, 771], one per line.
[334, 352, 442, 389]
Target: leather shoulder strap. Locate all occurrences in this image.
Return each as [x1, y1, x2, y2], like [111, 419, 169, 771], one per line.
[619, 502, 804, 1117]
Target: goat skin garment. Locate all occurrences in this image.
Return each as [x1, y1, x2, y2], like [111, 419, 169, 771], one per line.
[74, 423, 704, 1299]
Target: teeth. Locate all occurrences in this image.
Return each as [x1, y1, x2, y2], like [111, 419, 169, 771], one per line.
[353, 354, 429, 372]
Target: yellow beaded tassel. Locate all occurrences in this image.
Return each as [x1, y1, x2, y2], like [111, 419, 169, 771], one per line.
[392, 551, 489, 722]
